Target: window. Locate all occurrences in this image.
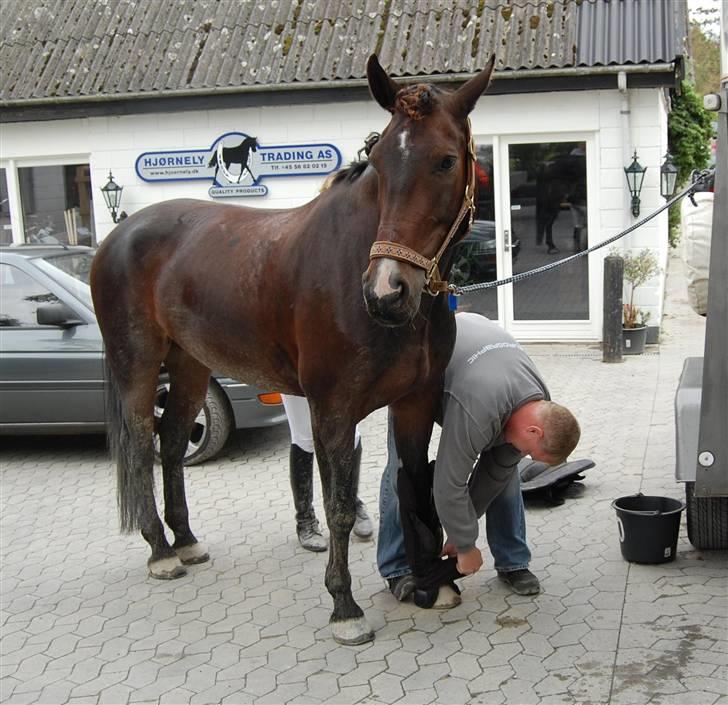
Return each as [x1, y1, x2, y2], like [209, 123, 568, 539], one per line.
[0, 264, 60, 327]
[18, 164, 96, 247]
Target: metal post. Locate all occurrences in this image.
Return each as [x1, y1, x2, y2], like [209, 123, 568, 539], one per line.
[603, 255, 624, 363]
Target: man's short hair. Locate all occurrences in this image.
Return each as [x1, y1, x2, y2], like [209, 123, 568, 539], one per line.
[539, 401, 580, 464]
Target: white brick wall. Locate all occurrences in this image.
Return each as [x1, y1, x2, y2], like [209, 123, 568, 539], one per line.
[0, 85, 670, 337]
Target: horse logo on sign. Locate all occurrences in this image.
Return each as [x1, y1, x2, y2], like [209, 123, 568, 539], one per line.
[208, 136, 259, 185]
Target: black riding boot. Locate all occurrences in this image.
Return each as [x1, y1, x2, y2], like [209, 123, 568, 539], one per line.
[290, 444, 327, 552]
[351, 442, 373, 539]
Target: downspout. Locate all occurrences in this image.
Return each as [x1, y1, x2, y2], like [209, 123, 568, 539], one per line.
[618, 71, 632, 237]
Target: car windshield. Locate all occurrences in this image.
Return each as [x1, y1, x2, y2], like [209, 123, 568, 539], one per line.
[34, 252, 95, 311]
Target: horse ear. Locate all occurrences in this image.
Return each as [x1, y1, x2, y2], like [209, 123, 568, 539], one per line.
[451, 55, 496, 118]
[367, 54, 400, 113]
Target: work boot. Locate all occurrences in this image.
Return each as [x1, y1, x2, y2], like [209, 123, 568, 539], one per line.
[290, 444, 328, 552]
[351, 442, 373, 539]
[497, 569, 541, 595]
[387, 574, 416, 601]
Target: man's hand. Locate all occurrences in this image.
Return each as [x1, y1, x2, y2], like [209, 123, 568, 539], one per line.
[440, 542, 457, 558]
[456, 547, 483, 576]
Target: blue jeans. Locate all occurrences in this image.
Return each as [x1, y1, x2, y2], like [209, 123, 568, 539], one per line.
[377, 413, 531, 578]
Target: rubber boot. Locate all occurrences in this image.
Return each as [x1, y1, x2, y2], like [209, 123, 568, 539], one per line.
[351, 442, 373, 540]
[290, 444, 327, 552]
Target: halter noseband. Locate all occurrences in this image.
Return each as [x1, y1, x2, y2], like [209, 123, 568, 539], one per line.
[368, 119, 477, 296]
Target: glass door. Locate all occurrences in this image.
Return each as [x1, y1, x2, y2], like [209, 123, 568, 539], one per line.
[451, 143, 501, 320]
[504, 139, 590, 331]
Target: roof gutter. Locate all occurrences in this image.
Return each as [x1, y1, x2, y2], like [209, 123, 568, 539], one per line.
[0, 62, 676, 108]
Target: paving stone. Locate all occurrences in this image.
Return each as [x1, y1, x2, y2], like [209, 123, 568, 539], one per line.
[320, 684, 372, 705]
[368, 672, 404, 703]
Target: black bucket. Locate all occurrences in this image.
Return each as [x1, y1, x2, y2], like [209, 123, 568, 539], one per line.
[612, 493, 685, 564]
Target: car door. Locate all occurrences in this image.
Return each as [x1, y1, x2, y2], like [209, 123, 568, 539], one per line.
[0, 261, 105, 429]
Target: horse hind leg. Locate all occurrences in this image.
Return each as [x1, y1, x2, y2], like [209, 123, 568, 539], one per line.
[311, 411, 374, 645]
[157, 348, 212, 567]
[106, 342, 186, 579]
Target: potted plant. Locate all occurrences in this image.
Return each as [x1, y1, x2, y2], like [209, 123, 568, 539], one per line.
[621, 248, 660, 355]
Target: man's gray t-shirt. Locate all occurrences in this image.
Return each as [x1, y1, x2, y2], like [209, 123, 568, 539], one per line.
[434, 312, 550, 552]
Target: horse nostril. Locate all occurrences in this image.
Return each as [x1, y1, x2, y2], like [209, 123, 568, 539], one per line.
[391, 275, 408, 301]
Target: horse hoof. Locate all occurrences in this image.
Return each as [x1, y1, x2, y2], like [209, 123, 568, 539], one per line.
[148, 556, 187, 580]
[414, 583, 462, 609]
[432, 583, 462, 610]
[330, 617, 374, 645]
[175, 542, 210, 565]
[413, 587, 439, 609]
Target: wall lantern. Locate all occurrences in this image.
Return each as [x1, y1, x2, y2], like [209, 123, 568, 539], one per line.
[660, 152, 678, 200]
[100, 171, 127, 223]
[624, 151, 647, 218]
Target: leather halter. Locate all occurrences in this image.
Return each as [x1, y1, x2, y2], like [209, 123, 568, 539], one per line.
[368, 119, 477, 296]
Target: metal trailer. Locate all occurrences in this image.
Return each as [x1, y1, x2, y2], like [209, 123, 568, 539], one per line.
[674, 5, 728, 549]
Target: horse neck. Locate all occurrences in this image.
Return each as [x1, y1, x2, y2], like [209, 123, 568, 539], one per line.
[318, 166, 380, 244]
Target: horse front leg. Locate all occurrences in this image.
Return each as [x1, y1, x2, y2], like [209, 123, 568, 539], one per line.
[391, 388, 461, 605]
[310, 410, 373, 645]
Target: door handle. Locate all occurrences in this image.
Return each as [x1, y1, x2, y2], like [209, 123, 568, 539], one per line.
[504, 229, 511, 253]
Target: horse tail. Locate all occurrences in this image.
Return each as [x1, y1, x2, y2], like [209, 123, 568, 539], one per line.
[207, 153, 217, 168]
[104, 360, 147, 534]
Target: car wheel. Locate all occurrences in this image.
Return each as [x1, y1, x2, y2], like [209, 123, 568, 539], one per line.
[685, 481, 728, 550]
[153, 379, 233, 466]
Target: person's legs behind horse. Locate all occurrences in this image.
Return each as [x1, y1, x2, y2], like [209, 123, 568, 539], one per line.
[283, 395, 371, 551]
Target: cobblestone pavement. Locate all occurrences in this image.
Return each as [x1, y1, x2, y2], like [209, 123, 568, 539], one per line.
[2, 253, 726, 705]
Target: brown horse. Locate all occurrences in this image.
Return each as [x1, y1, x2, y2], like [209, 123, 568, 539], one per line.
[90, 54, 495, 644]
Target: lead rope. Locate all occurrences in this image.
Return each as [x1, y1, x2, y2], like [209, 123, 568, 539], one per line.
[448, 168, 716, 297]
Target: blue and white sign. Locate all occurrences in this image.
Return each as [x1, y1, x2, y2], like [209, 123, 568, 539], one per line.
[135, 132, 342, 198]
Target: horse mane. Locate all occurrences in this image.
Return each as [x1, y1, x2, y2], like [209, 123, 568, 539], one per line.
[321, 161, 369, 191]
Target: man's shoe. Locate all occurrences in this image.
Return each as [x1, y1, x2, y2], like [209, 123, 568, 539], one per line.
[297, 520, 328, 552]
[353, 499, 373, 539]
[387, 574, 416, 601]
[497, 569, 541, 595]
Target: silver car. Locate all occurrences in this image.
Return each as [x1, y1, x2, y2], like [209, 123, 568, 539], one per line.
[0, 245, 287, 464]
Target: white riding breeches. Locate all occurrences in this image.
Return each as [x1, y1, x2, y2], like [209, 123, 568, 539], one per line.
[281, 394, 361, 453]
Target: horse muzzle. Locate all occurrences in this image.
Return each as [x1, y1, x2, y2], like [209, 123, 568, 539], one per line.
[361, 259, 424, 327]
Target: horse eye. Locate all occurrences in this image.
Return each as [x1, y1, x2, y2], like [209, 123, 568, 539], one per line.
[440, 156, 457, 171]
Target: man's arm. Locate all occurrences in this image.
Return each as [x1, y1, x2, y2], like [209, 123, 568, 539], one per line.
[432, 400, 489, 557]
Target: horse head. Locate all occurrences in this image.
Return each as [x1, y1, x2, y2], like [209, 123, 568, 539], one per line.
[361, 54, 495, 327]
[247, 136, 259, 152]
